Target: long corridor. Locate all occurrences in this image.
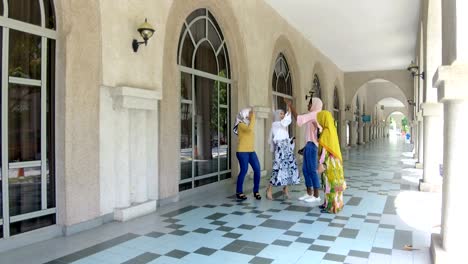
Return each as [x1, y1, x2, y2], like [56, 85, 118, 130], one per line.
[1, 138, 439, 264]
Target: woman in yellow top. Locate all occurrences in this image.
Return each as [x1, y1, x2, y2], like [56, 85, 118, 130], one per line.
[317, 110, 346, 213]
[233, 108, 261, 200]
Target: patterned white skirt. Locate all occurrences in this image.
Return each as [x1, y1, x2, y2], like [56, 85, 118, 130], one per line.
[270, 139, 300, 186]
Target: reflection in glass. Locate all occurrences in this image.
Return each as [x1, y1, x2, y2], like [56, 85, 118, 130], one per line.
[9, 30, 42, 80]
[220, 172, 231, 180]
[44, 0, 56, 29]
[194, 76, 218, 177]
[179, 30, 194, 67]
[180, 72, 192, 100]
[207, 21, 222, 52]
[180, 103, 193, 181]
[194, 41, 217, 75]
[195, 175, 218, 188]
[8, 84, 41, 162]
[218, 72, 228, 105]
[8, 0, 41, 26]
[47, 39, 56, 209]
[178, 182, 192, 192]
[10, 214, 55, 236]
[219, 107, 229, 171]
[187, 9, 206, 25]
[8, 167, 41, 216]
[178, 9, 231, 191]
[190, 18, 206, 44]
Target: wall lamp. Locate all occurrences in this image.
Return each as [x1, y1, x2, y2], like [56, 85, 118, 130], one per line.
[345, 104, 351, 111]
[407, 99, 416, 106]
[407, 61, 425, 80]
[132, 18, 155, 52]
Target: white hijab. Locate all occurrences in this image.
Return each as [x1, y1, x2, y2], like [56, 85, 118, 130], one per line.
[233, 107, 251, 135]
[268, 109, 285, 152]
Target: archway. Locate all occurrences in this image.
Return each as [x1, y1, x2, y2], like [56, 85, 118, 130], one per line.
[161, 0, 248, 198]
[177, 8, 233, 192]
[386, 111, 410, 142]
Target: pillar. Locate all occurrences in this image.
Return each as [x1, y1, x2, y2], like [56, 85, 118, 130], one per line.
[350, 121, 358, 146]
[358, 121, 364, 144]
[364, 123, 370, 142]
[416, 113, 424, 169]
[431, 64, 468, 263]
[420, 103, 443, 192]
[413, 122, 419, 157]
[252, 106, 270, 178]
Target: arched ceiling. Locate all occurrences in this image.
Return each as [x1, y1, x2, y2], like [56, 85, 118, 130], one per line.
[378, 97, 405, 107]
[265, 0, 420, 72]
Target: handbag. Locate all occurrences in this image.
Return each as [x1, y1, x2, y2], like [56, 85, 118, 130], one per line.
[298, 146, 305, 155]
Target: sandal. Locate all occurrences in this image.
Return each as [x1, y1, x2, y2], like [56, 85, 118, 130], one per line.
[253, 192, 262, 200]
[236, 193, 247, 200]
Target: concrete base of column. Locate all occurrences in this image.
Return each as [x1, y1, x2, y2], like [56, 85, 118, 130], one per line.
[415, 162, 423, 169]
[419, 179, 442, 192]
[431, 233, 449, 263]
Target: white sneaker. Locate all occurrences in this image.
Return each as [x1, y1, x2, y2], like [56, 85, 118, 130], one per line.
[298, 194, 312, 201]
[305, 196, 321, 203]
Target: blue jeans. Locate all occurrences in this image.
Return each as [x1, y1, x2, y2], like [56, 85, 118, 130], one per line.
[302, 142, 320, 188]
[236, 152, 261, 193]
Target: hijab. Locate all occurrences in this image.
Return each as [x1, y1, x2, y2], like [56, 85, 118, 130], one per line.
[268, 109, 285, 152]
[317, 110, 342, 162]
[233, 108, 251, 135]
[309, 97, 323, 113]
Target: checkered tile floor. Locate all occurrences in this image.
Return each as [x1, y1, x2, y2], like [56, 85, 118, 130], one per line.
[2, 139, 437, 264]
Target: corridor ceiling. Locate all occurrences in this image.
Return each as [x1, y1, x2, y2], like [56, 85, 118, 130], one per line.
[265, 0, 421, 72]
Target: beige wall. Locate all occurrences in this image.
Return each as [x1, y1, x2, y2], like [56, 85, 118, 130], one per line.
[54, 0, 346, 226]
[55, 0, 102, 226]
[160, 0, 344, 200]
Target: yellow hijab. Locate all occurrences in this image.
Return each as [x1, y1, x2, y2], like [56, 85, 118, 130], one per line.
[317, 110, 342, 162]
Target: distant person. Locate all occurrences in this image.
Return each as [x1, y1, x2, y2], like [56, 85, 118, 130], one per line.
[266, 105, 300, 200]
[317, 110, 346, 213]
[233, 108, 261, 200]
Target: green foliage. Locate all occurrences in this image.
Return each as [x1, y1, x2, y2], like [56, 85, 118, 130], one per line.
[401, 116, 409, 133]
[211, 70, 229, 134]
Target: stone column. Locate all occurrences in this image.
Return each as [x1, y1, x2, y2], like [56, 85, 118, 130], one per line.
[251, 106, 270, 178]
[431, 64, 468, 263]
[420, 103, 443, 192]
[413, 122, 419, 157]
[415, 113, 424, 169]
[350, 121, 358, 146]
[358, 121, 364, 144]
[364, 123, 370, 142]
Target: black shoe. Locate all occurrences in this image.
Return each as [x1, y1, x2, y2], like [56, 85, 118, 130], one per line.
[253, 192, 262, 200]
[236, 193, 247, 200]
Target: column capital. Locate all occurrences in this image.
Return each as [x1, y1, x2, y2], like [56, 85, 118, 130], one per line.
[421, 102, 443, 117]
[433, 64, 468, 101]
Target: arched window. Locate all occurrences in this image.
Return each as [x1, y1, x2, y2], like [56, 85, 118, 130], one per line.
[272, 53, 292, 111]
[312, 74, 321, 99]
[178, 9, 231, 191]
[0, 0, 57, 238]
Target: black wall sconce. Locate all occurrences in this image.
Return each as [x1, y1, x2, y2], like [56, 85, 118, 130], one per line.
[305, 90, 315, 101]
[132, 18, 155, 52]
[407, 61, 425, 80]
[345, 104, 351, 111]
[407, 99, 416, 106]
